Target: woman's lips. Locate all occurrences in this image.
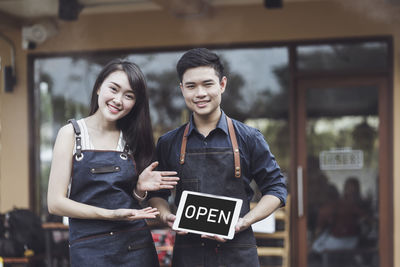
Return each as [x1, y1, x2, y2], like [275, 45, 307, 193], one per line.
[108, 104, 120, 114]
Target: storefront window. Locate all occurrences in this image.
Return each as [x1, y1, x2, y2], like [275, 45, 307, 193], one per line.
[297, 41, 388, 72]
[32, 47, 290, 219]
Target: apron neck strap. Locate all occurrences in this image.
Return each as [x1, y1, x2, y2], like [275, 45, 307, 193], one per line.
[68, 119, 82, 159]
[179, 116, 241, 178]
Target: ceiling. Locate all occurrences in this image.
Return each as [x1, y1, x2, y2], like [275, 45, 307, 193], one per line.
[0, 0, 264, 20]
[1, 0, 399, 28]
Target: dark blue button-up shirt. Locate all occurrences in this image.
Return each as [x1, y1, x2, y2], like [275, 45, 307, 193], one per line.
[149, 111, 287, 205]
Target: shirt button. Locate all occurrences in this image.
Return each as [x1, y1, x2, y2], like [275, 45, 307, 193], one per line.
[110, 232, 114, 235]
[201, 242, 205, 246]
[204, 141, 207, 146]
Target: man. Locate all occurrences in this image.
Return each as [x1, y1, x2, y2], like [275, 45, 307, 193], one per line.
[148, 48, 287, 267]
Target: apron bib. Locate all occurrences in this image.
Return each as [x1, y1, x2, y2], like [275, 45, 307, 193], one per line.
[67, 119, 159, 267]
[172, 117, 259, 267]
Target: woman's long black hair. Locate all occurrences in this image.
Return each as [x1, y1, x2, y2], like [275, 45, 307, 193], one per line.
[89, 59, 155, 174]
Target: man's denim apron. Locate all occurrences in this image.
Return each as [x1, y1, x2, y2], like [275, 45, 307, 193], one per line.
[172, 117, 260, 267]
[67, 119, 159, 267]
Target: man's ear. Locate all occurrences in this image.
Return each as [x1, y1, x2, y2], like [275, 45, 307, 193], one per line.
[180, 82, 184, 93]
[220, 76, 227, 94]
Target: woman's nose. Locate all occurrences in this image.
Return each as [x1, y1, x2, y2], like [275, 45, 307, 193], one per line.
[113, 93, 123, 104]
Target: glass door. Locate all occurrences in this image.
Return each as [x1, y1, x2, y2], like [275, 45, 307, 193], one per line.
[295, 77, 391, 267]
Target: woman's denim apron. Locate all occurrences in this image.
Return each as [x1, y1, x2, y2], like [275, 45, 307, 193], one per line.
[172, 117, 259, 267]
[67, 119, 159, 267]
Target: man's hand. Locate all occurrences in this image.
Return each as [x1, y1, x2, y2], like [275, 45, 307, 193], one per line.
[235, 217, 251, 233]
[163, 213, 188, 235]
[162, 213, 176, 228]
[201, 234, 227, 242]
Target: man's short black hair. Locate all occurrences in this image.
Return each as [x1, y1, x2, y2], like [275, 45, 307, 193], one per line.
[176, 48, 224, 82]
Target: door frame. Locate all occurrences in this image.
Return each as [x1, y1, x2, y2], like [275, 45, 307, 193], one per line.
[292, 75, 393, 267]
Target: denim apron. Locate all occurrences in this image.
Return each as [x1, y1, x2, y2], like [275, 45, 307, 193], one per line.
[172, 117, 259, 267]
[67, 119, 159, 267]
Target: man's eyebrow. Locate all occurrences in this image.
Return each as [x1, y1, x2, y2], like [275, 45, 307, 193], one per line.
[203, 79, 215, 83]
[184, 81, 196, 85]
[184, 79, 215, 85]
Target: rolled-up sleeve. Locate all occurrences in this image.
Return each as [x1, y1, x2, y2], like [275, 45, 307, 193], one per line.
[249, 129, 287, 206]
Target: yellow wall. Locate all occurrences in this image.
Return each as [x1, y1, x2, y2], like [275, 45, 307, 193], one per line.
[0, 1, 399, 265]
[392, 32, 400, 267]
[0, 27, 29, 211]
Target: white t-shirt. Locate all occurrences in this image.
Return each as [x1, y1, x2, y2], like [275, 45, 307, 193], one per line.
[72, 118, 125, 154]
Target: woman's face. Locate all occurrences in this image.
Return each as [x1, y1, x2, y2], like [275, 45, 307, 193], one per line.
[97, 70, 136, 122]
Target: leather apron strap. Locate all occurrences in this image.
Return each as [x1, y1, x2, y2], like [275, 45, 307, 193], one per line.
[68, 119, 83, 159]
[179, 116, 241, 178]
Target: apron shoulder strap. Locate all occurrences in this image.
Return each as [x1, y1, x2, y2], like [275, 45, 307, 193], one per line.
[227, 117, 241, 178]
[68, 119, 81, 135]
[68, 119, 83, 160]
[179, 116, 241, 178]
[179, 123, 190, 164]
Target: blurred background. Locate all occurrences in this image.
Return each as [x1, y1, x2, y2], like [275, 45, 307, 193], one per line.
[0, 0, 399, 266]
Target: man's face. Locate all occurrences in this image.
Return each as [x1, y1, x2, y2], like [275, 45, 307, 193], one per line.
[180, 66, 227, 119]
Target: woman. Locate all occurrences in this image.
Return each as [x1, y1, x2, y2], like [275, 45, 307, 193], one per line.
[47, 59, 179, 266]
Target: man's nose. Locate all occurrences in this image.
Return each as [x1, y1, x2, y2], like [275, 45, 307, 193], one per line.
[195, 86, 207, 97]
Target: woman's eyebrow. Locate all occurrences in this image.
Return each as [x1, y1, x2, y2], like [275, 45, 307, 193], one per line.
[110, 81, 121, 88]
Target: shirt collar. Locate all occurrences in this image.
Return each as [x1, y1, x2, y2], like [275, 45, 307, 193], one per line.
[187, 110, 229, 136]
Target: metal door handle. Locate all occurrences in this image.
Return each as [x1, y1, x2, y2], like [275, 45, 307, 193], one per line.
[297, 166, 304, 217]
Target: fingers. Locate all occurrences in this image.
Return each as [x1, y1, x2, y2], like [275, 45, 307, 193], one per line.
[176, 230, 188, 235]
[201, 234, 226, 243]
[161, 171, 178, 176]
[130, 208, 160, 219]
[146, 161, 159, 172]
[159, 176, 179, 189]
[158, 185, 177, 190]
[160, 176, 180, 182]
[214, 236, 227, 242]
[141, 207, 157, 212]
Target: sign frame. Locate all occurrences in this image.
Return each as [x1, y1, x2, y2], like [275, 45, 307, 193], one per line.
[172, 190, 243, 240]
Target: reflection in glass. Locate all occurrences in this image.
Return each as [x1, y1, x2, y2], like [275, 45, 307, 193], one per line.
[34, 47, 291, 226]
[297, 41, 388, 72]
[306, 87, 379, 267]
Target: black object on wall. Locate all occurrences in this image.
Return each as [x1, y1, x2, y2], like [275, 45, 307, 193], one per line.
[264, 0, 283, 8]
[3, 66, 16, 93]
[58, 0, 83, 21]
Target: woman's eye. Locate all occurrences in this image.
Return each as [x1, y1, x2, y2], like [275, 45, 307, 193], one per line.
[110, 87, 117, 92]
[125, 94, 135, 100]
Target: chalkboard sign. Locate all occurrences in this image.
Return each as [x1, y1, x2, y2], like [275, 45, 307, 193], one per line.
[173, 191, 242, 240]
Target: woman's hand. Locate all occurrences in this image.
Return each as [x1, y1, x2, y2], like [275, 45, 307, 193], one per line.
[136, 162, 179, 192]
[112, 207, 160, 220]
